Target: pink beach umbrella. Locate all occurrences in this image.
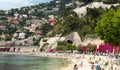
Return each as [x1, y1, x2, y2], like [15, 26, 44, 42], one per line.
[97, 44, 105, 53]
[104, 44, 113, 53]
[98, 44, 113, 53]
[48, 48, 55, 53]
[82, 46, 86, 53]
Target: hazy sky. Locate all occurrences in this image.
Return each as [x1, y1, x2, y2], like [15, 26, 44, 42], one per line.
[0, 0, 52, 10]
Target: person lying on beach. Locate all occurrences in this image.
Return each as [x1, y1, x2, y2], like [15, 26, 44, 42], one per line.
[73, 64, 78, 70]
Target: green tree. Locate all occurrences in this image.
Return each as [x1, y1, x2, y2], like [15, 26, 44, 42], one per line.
[56, 41, 68, 51]
[118, 0, 120, 3]
[5, 35, 12, 41]
[56, 45, 67, 51]
[103, 0, 117, 4]
[95, 8, 120, 46]
[41, 23, 53, 36]
[25, 30, 34, 38]
[68, 44, 77, 51]
[80, 25, 93, 36]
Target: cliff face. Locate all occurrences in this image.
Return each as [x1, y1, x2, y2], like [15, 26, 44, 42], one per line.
[39, 37, 65, 52]
[74, 2, 119, 18]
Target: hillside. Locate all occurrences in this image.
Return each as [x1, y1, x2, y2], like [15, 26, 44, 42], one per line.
[47, 2, 120, 40]
[0, 0, 120, 46]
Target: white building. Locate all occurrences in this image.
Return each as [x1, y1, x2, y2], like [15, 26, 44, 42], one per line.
[18, 32, 25, 39]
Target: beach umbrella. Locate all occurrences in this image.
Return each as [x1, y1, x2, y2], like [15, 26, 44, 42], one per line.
[104, 44, 113, 53]
[98, 44, 113, 53]
[48, 48, 55, 53]
[82, 46, 86, 53]
[98, 44, 105, 53]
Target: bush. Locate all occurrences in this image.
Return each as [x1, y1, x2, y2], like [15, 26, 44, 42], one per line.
[34, 40, 40, 46]
[56, 45, 67, 51]
[87, 43, 97, 53]
[69, 44, 77, 51]
[77, 44, 82, 51]
[103, 0, 117, 4]
[56, 41, 77, 51]
[5, 35, 12, 41]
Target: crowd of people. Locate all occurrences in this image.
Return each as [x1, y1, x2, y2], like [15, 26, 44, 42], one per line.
[72, 54, 117, 70]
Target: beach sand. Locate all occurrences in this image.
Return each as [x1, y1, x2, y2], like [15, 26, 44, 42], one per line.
[0, 52, 114, 70]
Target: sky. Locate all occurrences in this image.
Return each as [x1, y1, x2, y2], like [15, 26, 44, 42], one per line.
[0, 0, 52, 10]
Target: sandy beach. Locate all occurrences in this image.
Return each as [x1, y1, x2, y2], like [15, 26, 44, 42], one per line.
[0, 52, 117, 70]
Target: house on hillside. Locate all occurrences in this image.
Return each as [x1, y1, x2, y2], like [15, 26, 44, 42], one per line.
[0, 33, 6, 40]
[48, 15, 56, 26]
[0, 26, 6, 30]
[12, 19, 20, 25]
[34, 30, 42, 35]
[26, 19, 46, 26]
[48, 19, 55, 26]
[52, 8, 59, 11]
[18, 32, 25, 40]
[7, 17, 12, 23]
[26, 19, 45, 32]
[7, 16, 20, 25]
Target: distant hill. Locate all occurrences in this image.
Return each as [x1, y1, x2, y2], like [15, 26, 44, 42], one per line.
[0, 0, 120, 42]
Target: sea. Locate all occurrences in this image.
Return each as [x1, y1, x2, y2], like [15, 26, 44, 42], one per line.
[0, 54, 71, 70]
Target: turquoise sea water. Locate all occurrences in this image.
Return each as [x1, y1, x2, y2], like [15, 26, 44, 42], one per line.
[0, 54, 71, 70]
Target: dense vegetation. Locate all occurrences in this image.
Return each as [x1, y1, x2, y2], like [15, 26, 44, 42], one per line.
[95, 7, 120, 46]
[41, 23, 53, 36]
[56, 41, 77, 52]
[56, 41, 97, 53]
[79, 0, 120, 4]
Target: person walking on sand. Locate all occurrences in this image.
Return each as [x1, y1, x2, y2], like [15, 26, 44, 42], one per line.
[79, 60, 83, 67]
[91, 62, 95, 70]
[73, 64, 78, 70]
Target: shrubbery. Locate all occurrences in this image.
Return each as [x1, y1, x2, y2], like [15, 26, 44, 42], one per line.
[87, 43, 97, 53]
[56, 41, 77, 52]
[77, 44, 82, 51]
